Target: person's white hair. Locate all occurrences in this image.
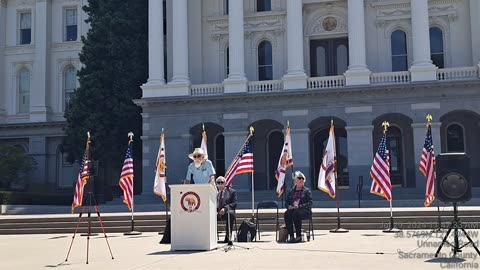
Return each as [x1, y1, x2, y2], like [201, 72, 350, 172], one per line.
[294, 171, 306, 181]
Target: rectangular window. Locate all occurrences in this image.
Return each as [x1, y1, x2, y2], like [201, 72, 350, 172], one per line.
[19, 12, 32, 45]
[65, 8, 77, 42]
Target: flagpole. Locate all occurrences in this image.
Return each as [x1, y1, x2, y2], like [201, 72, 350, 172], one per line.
[329, 120, 348, 233]
[375, 122, 399, 233]
[124, 132, 141, 236]
[250, 126, 255, 221]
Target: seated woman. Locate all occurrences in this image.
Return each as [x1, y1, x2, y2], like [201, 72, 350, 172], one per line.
[284, 171, 312, 243]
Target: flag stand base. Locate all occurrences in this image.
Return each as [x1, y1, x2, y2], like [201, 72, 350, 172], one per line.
[124, 231, 142, 236]
[330, 227, 349, 233]
[65, 192, 114, 264]
[382, 227, 401, 233]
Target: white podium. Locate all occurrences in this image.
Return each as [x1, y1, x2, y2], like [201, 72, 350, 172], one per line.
[170, 184, 218, 251]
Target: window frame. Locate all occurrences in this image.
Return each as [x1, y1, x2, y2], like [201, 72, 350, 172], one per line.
[257, 40, 273, 81]
[429, 26, 445, 69]
[391, 29, 408, 72]
[446, 123, 466, 153]
[64, 7, 78, 42]
[256, 0, 271, 12]
[18, 68, 31, 114]
[63, 66, 77, 113]
[18, 11, 32, 45]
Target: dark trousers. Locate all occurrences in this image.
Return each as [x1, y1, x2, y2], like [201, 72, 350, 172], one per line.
[284, 208, 309, 238]
[217, 210, 235, 241]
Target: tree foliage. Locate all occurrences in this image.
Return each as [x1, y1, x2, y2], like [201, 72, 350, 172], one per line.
[0, 146, 37, 189]
[62, 0, 148, 175]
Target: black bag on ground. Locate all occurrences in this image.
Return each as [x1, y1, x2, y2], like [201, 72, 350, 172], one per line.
[237, 219, 256, 242]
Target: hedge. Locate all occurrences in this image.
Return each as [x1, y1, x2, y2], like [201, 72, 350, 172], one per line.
[0, 191, 72, 205]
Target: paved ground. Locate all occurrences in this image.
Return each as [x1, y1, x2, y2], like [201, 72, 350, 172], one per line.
[1, 229, 479, 269]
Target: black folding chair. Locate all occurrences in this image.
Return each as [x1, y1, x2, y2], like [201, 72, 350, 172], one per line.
[302, 214, 314, 241]
[255, 201, 279, 241]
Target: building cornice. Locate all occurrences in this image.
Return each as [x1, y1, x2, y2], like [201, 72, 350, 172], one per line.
[0, 121, 65, 130]
[134, 80, 480, 108]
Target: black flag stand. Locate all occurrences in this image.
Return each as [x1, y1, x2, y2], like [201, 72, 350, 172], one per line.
[65, 192, 114, 264]
[382, 200, 401, 233]
[329, 179, 348, 233]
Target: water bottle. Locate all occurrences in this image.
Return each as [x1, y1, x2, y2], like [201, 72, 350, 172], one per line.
[246, 231, 251, 242]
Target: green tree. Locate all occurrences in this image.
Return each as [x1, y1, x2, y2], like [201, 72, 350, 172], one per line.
[62, 0, 148, 193]
[0, 145, 37, 189]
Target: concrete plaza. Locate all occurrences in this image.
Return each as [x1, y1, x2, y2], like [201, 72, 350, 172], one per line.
[1, 229, 479, 270]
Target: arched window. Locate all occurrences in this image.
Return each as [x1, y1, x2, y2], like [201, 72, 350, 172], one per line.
[313, 128, 349, 187]
[257, 0, 271, 12]
[18, 68, 30, 113]
[429, 27, 444, 68]
[391, 30, 408, 71]
[215, 134, 225, 177]
[386, 126, 404, 186]
[64, 66, 77, 112]
[267, 131, 283, 190]
[258, 40, 272, 81]
[446, 124, 465, 152]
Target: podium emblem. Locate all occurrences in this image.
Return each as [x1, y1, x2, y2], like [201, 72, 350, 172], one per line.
[180, 191, 201, 213]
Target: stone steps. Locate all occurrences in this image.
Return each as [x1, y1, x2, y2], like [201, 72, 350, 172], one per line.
[1, 207, 479, 235]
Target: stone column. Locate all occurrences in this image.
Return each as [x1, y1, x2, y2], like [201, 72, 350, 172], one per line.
[412, 122, 441, 190]
[146, 0, 165, 85]
[282, 0, 307, 90]
[0, 0, 6, 119]
[170, 0, 190, 85]
[224, 0, 248, 93]
[410, 0, 437, 81]
[345, 0, 371, 85]
[345, 125, 374, 192]
[31, 0, 52, 122]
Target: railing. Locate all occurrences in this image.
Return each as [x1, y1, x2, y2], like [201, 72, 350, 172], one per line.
[370, 71, 410, 84]
[437, 67, 479, 81]
[307, 75, 345, 89]
[248, 80, 283, 93]
[190, 83, 224, 96]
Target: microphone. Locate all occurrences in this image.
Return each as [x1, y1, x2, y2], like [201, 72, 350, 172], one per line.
[190, 173, 195, 184]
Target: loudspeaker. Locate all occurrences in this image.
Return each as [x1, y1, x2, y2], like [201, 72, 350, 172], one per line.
[435, 153, 471, 203]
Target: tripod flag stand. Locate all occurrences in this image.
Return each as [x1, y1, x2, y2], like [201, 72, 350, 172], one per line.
[65, 132, 114, 264]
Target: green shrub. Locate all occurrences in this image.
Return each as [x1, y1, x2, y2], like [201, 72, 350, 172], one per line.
[0, 145, 37, 189]
[0, 191, 72, 205]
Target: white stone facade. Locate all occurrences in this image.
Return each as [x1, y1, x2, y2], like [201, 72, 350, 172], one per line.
[139, 0, 480, 199]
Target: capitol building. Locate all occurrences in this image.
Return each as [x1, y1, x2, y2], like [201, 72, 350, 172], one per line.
[1, 0, 480, 201]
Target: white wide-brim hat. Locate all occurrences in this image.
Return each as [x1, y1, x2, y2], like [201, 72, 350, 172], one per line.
[188, 148, 206, 160]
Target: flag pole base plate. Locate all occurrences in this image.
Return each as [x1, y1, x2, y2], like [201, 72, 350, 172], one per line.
[124, 231, 142, 236]
[330, 227, 349, 233]
[382, 227, 402, 233]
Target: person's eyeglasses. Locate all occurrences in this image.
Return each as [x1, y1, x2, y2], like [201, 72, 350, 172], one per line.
[193, 155, 202, 158]
[296, 177, 304, 180]
[216, 182, 225, 185]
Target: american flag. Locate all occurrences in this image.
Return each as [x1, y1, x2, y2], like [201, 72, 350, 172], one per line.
[225, 135, 254, 186]
[119, 140, 134, 210]
[420, 124, 435, 207]
[71, 139, 91, 213]
[370, 134, 392, 201]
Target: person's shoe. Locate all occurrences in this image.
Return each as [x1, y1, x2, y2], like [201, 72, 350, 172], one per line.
[223, 238, 229, 244]
[293, 236, 302, 243]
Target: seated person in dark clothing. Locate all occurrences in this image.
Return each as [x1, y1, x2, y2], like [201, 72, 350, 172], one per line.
[284, 171, 313, 243]
[216, 176, 237, 243]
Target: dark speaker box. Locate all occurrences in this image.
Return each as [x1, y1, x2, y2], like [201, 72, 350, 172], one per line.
[435, 153, 471, 203]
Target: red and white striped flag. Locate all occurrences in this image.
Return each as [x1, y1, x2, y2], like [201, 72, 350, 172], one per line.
[154, 131, 167, 202]
[225, 135, 254, 187]
[370, 134, 392, 201]
[420, 124, 435, 207]
[119, 139, 134, 210]
[71, 137, 91, 213]
[275, 127, 293, 197]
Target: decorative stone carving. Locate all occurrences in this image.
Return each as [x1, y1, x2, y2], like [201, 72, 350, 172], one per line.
[1, 0, 7, 8]
[322, 17, 337, 32]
